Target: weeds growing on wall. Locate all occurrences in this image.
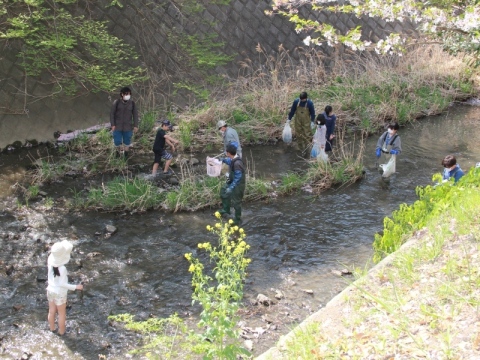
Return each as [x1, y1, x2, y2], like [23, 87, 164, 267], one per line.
[373, 166, 480, 262]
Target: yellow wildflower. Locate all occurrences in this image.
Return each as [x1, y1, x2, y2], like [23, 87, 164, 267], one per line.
[184, 253, 192, 261]
[215, 211, 221, 219]
[215, 223, 221, 229]
[206, 225, 212, 231]
[239, 228, 245, 234]
[228, 219, 234, 225]
[188, 264, 195, 272]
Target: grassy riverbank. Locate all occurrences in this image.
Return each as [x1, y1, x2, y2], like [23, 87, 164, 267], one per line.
[260, 167, 480, 359]
[22, 45, 477, 212]
[177, 45, 476, 150]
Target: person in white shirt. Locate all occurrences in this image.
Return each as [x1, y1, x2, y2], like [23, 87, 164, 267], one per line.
[46, 240, 83, 335]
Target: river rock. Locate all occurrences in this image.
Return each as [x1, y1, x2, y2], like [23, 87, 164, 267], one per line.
[341, 268, 352, 275]
[244, 339, 254, 352]
[190, 158, 199, 165]
[331, 269, 343, 276]
[256, 294, 273, 306]
[303, 289, 314, 295]
[105, 225, 117, 235]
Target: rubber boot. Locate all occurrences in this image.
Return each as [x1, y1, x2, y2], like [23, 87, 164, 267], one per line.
[219, 197, 231, 216]
[233, 206, 242, 225]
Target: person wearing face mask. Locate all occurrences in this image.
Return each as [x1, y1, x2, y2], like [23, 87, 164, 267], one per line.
[110, 86, 139, 159]
[286, 91, 316, 154]
[441, 155, 464, 183]
[375, 122, 402, 159]
[217, 120, 242, 159]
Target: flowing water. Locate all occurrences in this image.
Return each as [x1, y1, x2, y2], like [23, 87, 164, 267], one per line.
[0, 104, 480, 359]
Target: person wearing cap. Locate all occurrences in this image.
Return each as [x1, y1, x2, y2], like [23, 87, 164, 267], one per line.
[110, 86, 139, 159]
[46, 240, 83, 336]
[286, 91, 315, 154]
[217, 120, 242, 159]
[152, 119, 179, 176]
[219, 143, 245, 225]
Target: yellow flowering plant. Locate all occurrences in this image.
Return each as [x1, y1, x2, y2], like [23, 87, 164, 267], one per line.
[184, 213, 251, 359]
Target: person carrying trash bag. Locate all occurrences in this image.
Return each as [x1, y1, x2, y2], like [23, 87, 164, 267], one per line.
[217, 120, 242, 158]
[311, 113, 327, 160]
[286, 91, 315, 154]
[218, 144, 245, 225]
[375, 122, 402, 177]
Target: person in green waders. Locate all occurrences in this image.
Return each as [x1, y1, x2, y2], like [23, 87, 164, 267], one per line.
[219, 144, 246, 225]
[286, 91, 316, 154]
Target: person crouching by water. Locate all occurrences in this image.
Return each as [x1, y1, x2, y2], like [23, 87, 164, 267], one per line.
[47, 240, 83, 336]
[152, 120, 179, 176]
[217, 120, 242, 158]
[442, 155, 464, 183]
[219, 144, 245, 225]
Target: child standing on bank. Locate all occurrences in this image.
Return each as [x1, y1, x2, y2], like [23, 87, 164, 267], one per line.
[152, 119, 179, 176]
[47, 240, 83, 335]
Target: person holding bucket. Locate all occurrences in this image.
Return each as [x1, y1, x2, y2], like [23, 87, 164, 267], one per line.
[217, 120, 242, 158]
[375, 122, 402, 177]
[219, 144, 245, 225]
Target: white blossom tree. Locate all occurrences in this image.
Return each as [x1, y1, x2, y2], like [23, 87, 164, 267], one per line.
[268, 0, 480, 63]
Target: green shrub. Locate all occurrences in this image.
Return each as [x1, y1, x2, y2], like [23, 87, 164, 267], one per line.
[373, 167, 480, 262]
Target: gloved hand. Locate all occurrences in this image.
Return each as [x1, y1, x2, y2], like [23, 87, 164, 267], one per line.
[225, 187, 232, 195]
[390, 150, 399, 155]
[375, 148, 381, 158]
[310, 122, 315, 130]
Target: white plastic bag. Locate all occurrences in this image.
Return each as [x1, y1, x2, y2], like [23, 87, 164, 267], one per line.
[379, 155, 396, 178]
[206, 157, 222, 177]
[282, 123, 292, 144]
[317, 148, 328, 163]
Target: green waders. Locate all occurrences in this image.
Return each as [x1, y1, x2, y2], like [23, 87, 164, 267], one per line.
[220, 160, 246, 223]
[294, 103, 311, 153]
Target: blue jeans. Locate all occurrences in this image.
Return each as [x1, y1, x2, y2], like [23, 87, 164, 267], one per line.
[113, 130, 133, 146]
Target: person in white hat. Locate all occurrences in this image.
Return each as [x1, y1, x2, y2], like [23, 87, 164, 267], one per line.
[217, 120, 242, 158]
[46, 240, 83, 335]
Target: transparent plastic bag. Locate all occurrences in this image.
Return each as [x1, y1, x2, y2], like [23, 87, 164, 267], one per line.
[379, 155, 396, 178]
[206, 157, 222, 177]
[310, 142, 320, 158]
[282, 123, 292, 144]
[317, 148, 328, 163]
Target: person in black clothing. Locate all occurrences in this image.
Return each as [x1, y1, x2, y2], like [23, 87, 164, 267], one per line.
[152, 120, 179, 176]
[219, 144, 246, 225]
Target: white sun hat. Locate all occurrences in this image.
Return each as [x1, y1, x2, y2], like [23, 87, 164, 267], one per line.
[48, 240, 73, 267]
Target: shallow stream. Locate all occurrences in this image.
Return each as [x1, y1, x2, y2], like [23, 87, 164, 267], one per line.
[0, 104, 480, 359]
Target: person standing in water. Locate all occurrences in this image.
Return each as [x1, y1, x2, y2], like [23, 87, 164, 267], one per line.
[47, 240, 83, 335]
[286, 92, 315, 154]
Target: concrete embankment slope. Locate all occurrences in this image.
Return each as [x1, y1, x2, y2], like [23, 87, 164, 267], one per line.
[257, 225, 480, 359]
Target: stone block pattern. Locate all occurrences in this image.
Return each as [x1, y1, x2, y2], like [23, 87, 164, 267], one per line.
[0, 0, 416, 147]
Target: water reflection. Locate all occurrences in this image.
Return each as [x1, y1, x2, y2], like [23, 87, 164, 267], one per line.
[0, 104, 480, 357]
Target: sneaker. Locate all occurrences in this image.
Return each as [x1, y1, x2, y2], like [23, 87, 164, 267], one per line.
[163, 169, 173, 175]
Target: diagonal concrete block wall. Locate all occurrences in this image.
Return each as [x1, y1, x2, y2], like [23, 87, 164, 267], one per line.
[0, 0, 415, 148]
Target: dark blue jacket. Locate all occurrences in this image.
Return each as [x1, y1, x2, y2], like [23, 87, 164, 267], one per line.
[443, 165, 465, 183]
[288, 99, 315, 122]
